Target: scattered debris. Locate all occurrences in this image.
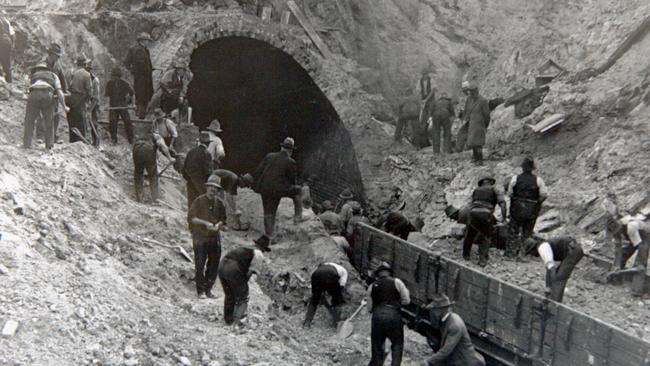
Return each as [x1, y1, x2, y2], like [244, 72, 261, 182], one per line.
[536, 59, 566, 86]
[503, 85, 550, 118]
[2, 319, 19, 338]
[528, 113, 566, 133]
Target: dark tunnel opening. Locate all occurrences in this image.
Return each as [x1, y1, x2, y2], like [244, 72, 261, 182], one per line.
[187, 36, 365, 203]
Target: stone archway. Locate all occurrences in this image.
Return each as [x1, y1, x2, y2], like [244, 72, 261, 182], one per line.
[171, 14, 365, 204]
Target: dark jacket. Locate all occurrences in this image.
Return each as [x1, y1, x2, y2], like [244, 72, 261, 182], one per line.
[124, 44, 153, 102]
[464, 94, 491, 148]
[182, 144, 213, 183]
[253, 150, 297, 198]
[187, 193, 227, 238]
[45, 57, 67, 93]
[426, 313, 485, 366]
[105, 78, 134, 107]
[433, 97, 455, 121]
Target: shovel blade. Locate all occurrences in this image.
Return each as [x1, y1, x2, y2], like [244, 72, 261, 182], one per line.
[337, 320, 354, 339]
[177, 246, 193, 263]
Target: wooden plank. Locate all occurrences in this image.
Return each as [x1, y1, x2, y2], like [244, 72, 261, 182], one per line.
[281, 11, 292, 24]
[286, 0, 334, 58]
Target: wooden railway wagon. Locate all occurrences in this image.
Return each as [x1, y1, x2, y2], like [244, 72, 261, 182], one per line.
[351, 223, 650, 366]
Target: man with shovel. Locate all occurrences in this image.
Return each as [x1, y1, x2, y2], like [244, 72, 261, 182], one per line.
[303, 262, 348, 329]
[188, 174, 228, 298]
[132, 131, 175, 203]
[367, 262, 410, 366]
[105, 66, 134, 144]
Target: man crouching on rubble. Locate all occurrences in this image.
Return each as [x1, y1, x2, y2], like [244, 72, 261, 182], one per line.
[188, 174, 227, 298]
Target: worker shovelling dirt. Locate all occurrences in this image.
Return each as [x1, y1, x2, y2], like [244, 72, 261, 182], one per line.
[10, 6, 650, 366]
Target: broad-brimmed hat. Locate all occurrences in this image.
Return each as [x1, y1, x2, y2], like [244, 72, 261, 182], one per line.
[48, 43, 62, 56]
[153, 108, 166, 118]
[199, 131, 213, 144]
[137, 32, 153, 42]
[349, 201, 363, 215]
[478, 176, 496, 186]
[111, 66, 123, 77]
[280, 137, 295, 150]
[206, 119, 223, 133]
[425, 294, 455, 309]
[76, 56, 90, 66]
[321, 200, 334, 211]
[240, 173, 254, 187]
[339, 188, 354, 200]
[373, 261, 392, 277]
[205, 174, 222, 189]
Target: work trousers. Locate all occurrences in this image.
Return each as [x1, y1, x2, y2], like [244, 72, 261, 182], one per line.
[507, 217, 536, 257]
[304, 265, 343, 327]
[23, 89, 54, 149]
[632, 240, 649, 296]
[192, 235, 221, 295]
[186, 176, 207, 211]
[109, 109, 134, 144]
[545, 244, 584, 302]
[218, 258, 249, 325]
[0, 37, 12, 83]
[430, 116, 452, 154]
[368, 306, 404, 366]
[463, 209, 494, 264]
[67, 94, 87, 143]
[89, 104, 100, 146]
[472, 147, 483, 162]
[261, 193, 302, 238]
[133, 147, 158, 201]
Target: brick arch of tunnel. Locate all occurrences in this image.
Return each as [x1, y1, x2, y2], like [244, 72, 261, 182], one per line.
[175, 29, 364, 204]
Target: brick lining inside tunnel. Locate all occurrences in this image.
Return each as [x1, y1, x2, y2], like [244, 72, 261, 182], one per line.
[185, 35, 364, 204]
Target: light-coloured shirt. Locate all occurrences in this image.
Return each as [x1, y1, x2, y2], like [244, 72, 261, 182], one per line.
[152, 118, 178, 139]
[624, 217, 649, 247]
[507, 175, 548, 200]
[207, 134, 225, 161]
[248, 249, 266, 277]
[324, 262, 348, 287]
[538, 242, 555, 269]
[69, 67, 92, 98]
[366, 276, 411, 312]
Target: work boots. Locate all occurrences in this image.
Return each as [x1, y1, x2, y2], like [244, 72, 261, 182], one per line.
[231, 301, 249, 326]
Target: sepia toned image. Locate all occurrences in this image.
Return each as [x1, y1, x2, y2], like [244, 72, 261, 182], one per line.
[0, 0, 649, 365]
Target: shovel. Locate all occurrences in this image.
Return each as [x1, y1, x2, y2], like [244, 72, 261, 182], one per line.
[337, 298, 367, 339]
[143, 237, 193, 263]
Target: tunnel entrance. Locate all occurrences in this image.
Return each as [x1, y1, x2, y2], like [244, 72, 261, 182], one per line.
[187, 37, 364, 203]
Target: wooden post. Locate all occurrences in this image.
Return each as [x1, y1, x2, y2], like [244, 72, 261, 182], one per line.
[286, 0, 334, 58]
[281, 11, 292, 24]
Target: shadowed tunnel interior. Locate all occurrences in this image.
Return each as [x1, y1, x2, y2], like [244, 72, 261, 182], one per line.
[187, 37, 364, 203]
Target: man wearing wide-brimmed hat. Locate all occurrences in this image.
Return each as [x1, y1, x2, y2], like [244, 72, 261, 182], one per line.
[366, 261, 410, 366]
[151, 108, 177, 152]
[125, 32, 154, 119]
[251, 137, 304, 250]
[188, 174, 227, 298]
[182, 131, 214, 211]
[149, 59, 190, 117]
[105, 66, 135, 144]
[422, 294, 485, 366]
[205, 119, 225, 168]
[67, 55, 92, 143]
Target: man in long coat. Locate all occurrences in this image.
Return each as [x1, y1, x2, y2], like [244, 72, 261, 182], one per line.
[456, 81, 490, 163]
[125, 32, 154, 119]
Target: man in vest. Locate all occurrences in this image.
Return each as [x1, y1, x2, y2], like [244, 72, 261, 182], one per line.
[149, 60, 189, 117]
[188, 174, 227, 298]
[464, 176, 506, 266]
[303, 262, 348, 329]
[252, 137, 303, 250]
[42, 43, 67, 143]
[366, 262, 411, 366]
[218, 246, 266, 326]
[0, 11, 14, 83]
[422, 294, 485, 366]
[524, 236, 584, 302]
[124, 32, 154, 119]
[67, 56, 92, 143]
[105, 66, 135, 144]
[132, 132, 174, 202]
[506, 157, 548, 261]
[182, 131, 213, 210]
[23, 63, 67, 150]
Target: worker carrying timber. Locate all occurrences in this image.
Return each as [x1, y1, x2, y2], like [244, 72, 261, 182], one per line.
[456, 80, 490, 164]
[303, 262, 348, 329]
[421, 294, 485, 366]
[252, 137, 304, 251]
[366, 262, 410, 366]
[132, 131, 175, 203]
[603, 196, 649, 297]
[524, 236, 584, 302]
[187, 174, 227, 298]
[506, 156, 548, 261]
[23, 63, 67, 150]
[464, 175, 506, 266]
[182, 131, 214, 211]
[218, 246, 266, 327]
